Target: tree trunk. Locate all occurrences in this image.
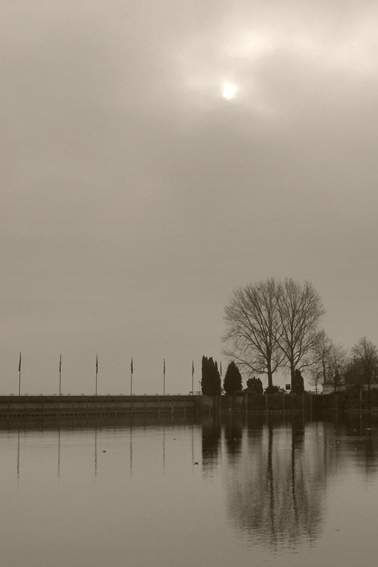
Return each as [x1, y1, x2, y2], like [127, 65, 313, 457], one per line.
[267, 367, 273, 389]
[290, 364, 295, 391]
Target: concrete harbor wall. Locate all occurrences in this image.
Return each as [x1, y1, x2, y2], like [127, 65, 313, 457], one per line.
[202, 391, 378, 414]
[0, 395, 200, 418]
[201, 393, 312, 413]
[2, 391, 376, 419]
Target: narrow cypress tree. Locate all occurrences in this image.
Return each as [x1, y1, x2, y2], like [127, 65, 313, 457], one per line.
[201, 356, 221, 395]
[223, 361, 243, 394]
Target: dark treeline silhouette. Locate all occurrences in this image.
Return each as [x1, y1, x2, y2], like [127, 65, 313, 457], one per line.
[222, 278, 378, 395]
[223, 278, 324, 390]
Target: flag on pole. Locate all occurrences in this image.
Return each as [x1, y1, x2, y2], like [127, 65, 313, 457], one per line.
[191, 360, 194, 395]
[163, 358, 166, 395]
[95, 354, 99, 396]
[59, 354, 62, 396]
[130, 357, 134, 396]
[18, 352, 22, 397]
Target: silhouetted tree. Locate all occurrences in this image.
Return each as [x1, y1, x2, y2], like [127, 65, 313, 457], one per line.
[223, 278, 283, 389]
[201, 356, 221, 395]
[223, 361, 243, 394]
[292, 369, 304, 395]
[350, 337, 378, 394]
[277, 279, 325, 390]
[312, 330, 333, 383]
[223, 278, 325, 391]
[344, 358, 364, 386]
[246, 376, 263, 395]
[310, 333, 347, 392]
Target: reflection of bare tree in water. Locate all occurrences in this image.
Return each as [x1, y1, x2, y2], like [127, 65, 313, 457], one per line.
[201, 415, 221, 475]
[224, 413, 243, 457]
[226, 417, 327, 550]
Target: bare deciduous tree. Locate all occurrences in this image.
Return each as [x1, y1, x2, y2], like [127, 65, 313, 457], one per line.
[312, 330, 333, 383]
[277, 279, 325, 389]
[310, 333, 348, 392]
[308, 369, 322, 394]
[327, 342, 349, 391]
[223, 278, 283, 389]
[351, 337, 378, 393]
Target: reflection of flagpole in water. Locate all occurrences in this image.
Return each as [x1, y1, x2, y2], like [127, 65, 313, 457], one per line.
[58, 428, 61, 477]
[94, 427, 98, 477]
[17, 429, 20, 481]
[191, 424, 194, 470]
[129, 423, 133, 477]
[163, 424, 166, 472]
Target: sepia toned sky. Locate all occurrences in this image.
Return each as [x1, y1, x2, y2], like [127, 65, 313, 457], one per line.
[2, 0, 378, 394]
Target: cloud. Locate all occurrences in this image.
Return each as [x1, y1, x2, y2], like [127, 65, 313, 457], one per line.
[1, 1, 378, 393]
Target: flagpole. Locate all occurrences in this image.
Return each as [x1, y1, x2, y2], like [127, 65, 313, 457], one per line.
[59, 354, 62, 396]
[191, 360, 194, 395]
[163, 358, 165, 396]
[130, 357, 133, 396]
[95, 355, 98, 396]
[18, 352, 22, 396]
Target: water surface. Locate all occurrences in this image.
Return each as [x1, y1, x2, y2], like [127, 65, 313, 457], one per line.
[1, 413, 378, 566]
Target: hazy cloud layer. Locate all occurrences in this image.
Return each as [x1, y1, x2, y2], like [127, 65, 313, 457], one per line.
[1, 1, 378, 393]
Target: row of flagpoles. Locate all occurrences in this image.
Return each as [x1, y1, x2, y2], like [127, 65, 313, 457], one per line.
[16, 353, 209, 396]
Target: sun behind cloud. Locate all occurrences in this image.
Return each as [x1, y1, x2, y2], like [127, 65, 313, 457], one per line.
[222, 83, 237, 99]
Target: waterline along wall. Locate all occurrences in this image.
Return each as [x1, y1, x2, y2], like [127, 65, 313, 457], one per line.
[0, 391, 375, 418]
[0, 394, 307, 418]
[0, 395, 199, 418]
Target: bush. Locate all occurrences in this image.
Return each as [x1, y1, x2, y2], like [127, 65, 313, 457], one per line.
[265, 385, 285, 395]
[246, 377, 263, 395]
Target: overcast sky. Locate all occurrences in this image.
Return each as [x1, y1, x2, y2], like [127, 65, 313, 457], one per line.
[1, 0, 378, 394]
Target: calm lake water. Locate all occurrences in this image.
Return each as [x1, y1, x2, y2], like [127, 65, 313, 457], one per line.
[2, 413, 378, 567]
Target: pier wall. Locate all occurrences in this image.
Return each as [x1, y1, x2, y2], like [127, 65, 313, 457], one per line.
[2, 391, 376, 419]
[0, 395, 199, 418]
[201, 393, 312, 413]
